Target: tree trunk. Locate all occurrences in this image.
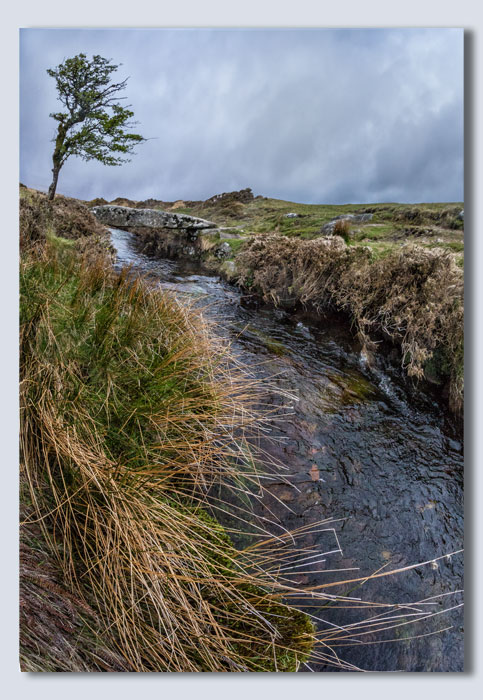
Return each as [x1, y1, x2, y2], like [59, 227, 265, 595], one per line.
[47, 165, 60, 201]
[47, 123, 67, 201]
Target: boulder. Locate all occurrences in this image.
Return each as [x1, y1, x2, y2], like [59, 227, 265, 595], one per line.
[320, 213, 373, 234]
[214, 241, 232, 259]
[354, 213, 374, 223]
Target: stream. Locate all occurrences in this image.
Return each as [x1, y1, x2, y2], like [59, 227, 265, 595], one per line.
[110, 226, 464, 672]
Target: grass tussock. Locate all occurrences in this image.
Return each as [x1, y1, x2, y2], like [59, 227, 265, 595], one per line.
[236, 234, 464, 412]
[20, 240, 319, 672]
[332, 218, 352, 243]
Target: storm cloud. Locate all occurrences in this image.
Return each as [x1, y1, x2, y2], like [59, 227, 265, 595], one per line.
[20, 28, 463, 204]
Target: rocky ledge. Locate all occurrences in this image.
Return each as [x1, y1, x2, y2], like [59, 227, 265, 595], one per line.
[90, 204, 217, 231]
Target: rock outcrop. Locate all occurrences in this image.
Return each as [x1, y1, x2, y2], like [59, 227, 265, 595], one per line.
[91, 204, 216, 231]
[204, 188, 254, 205]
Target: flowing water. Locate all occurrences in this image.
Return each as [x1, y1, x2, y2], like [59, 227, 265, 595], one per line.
[110, 227, 464, 672]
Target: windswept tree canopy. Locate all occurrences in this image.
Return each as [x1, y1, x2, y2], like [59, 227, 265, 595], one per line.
[47, 53, 145, 199]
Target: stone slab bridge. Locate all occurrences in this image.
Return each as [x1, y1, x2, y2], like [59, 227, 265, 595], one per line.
[90, 204, 217, 232]
[90, 204, 235, 261]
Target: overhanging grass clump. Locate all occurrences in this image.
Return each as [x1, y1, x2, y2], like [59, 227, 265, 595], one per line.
[236, 234, 464, 412]
[20, 241, 316, 672]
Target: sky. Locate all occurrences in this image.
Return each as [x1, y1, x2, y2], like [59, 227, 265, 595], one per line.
[19, 28, 464, 204]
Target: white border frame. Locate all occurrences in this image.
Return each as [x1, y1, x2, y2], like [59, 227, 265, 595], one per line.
[2, 2, 481, 697]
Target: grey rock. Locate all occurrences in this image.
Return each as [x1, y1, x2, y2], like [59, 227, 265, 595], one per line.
[219, 231, 242, 239]
[214, 242, 232, 259]
[91, 204, 216, 230]
[320, 212, 373, 234]
[181, 245, 197, 257]
[334, 214, 356, 221]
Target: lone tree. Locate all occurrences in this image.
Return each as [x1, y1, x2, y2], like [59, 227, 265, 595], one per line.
[46, 53, 145, 200]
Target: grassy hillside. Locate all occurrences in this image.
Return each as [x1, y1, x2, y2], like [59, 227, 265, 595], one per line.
[181, 196, 463, 265]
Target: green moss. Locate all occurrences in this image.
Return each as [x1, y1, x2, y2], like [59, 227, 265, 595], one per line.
[178, 504, 315, 671]
[220, 237, 246, 257]
[425, 240, 464, 253]
[424, 343, 463, 387]
[265, 340, 287, 356]
[238, 324, 289, 356]
[328, 370, 379, 405]
[223, 583, 315, 672]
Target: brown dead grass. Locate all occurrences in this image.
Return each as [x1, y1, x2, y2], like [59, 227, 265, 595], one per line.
[20, 509, 131, 672]
[333, 218, 352, 241]
[236, 234, 464, 412]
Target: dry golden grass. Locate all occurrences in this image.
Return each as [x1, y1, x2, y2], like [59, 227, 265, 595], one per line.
[333, 218, 352, 242]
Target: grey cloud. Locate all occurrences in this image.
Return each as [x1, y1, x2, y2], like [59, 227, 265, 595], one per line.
[20, 28, 463, 204]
